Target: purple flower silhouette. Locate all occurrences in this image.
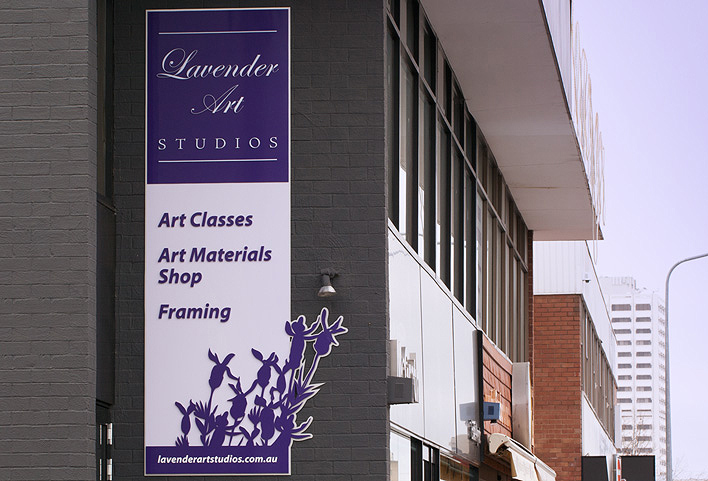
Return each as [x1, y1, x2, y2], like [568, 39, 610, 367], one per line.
[173, 308, 346, 448]
[175, 401, 194, 436]
[208, 350, 236, 391]
[313, 309, 347, 357]
[284, 315, 317, 371]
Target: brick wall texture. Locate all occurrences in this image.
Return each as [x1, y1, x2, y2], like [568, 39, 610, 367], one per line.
[532, 294, 582, 481]
[112, 1, 388, 480]
[481, 335, 513, 477]
[482, 335, 513, 439]
[0, 1, 97, 480]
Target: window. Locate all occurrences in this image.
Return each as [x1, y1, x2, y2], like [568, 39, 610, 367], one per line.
[390, 430, 442, 481]
[637, 386, 653, 391]
[386, 0, 528, 362]
[618, 352, 632, 357]
[612, 304, 632, 311]
[636, 328, 652, 334]
[636, 340, 652, 346]
[637, 363, 652, 369]
[636, 303, 651, 310]
[618, 375, 632, 380]
[612, 317, 631, 323]
[440, 455, 476, 481]
[581, 305, 615, 438]
[614, 329, 631, 335]
[618, 398, 632, 403]
[636, 317, 651, 322]
[637, 374, 652, 380]
[618, 387, 632, 392]
[390, 431, 412, 481]
[636, 351, 652, 357]
[617, 340, 632, 346]
[618, 363, 632, 369]
[637, 398, 653, 403]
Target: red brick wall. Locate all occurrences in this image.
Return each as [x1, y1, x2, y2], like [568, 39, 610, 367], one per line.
[482, 334, 513, 476]
[482, 334, 513, 438]
[527, 231, 534, 381]
[532, 294, 582, 481]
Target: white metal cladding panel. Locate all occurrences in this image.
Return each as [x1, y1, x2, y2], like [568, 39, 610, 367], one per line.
[534, 241, 615, 365]
[541, 0, 572, 96]
[581, 395, 617, 460]
[533, 241, 582, 294]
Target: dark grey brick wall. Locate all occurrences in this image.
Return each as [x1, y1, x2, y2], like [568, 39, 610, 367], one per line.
[0, 1, 97, 480]
[113, 1, 388, 479]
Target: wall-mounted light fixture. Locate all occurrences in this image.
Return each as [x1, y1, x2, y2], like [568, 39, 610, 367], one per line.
[317, 269, 337, 298]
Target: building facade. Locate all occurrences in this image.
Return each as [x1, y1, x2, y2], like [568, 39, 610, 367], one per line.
[1, 1, 602, 480]
[600, 277, 667, 481]
[533, 241, 619, 481]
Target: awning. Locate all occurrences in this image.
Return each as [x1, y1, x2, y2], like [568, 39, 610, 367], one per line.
[488, 433, 557, 481]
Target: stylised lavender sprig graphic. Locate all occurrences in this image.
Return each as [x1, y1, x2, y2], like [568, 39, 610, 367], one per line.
[174, 308, 347, 448]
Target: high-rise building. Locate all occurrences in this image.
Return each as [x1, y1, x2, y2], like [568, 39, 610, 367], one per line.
[600, 277, 668, 481]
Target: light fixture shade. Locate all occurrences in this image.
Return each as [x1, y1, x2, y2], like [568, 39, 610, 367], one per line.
[318, 285, 337, 297]
[317, 272, 337, 297]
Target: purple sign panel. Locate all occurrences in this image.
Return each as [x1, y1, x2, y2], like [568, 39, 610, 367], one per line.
[145, 8, 307, 477]
[146, 8, 289, 184]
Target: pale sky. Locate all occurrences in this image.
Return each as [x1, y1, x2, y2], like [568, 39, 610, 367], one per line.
[573, 1, 708, 478]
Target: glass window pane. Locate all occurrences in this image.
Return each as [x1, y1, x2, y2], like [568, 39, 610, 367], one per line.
[422, 22, 436, 89]
[451, 151, 464, 301]
[441, 455, 472, 481]
[517, 218, 528, 263]
[387, 0, 401, 26]
[386, 26, 400, 228]
[390, 431, 412, 481]
[477, 137, 487, 194]
[420, 90, 435, 264]
[436, 118, 451, 286]
[476, 191, 483, 322]
[464, 168, 476, 317]
[465, 116, 475, 173]
[511, 257, 518, 361]
[497, 227, 505, 352]
[404, 0, 419, 58]
[453, 84, 464, 143]
[401, 59, 418, 243]
[485, 208, 494, 338]
[439, 59, 451, 120]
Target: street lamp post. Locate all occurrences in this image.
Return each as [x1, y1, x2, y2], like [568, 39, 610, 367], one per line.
[664, 252, 708, 481]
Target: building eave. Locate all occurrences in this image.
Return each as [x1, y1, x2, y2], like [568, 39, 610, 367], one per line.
[421, 0, 602, 241]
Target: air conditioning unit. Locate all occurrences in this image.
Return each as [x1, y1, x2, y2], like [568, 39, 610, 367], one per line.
[388, 376, 417, 404]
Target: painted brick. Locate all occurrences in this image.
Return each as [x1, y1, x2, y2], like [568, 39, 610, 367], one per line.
[0, 0, 96, 479]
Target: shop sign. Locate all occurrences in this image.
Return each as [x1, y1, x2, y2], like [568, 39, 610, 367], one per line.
[144, 8, 345, 476]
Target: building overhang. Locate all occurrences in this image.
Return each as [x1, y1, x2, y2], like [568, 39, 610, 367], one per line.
[421, 0, 602, 241]
[489, 433, 557, 481]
